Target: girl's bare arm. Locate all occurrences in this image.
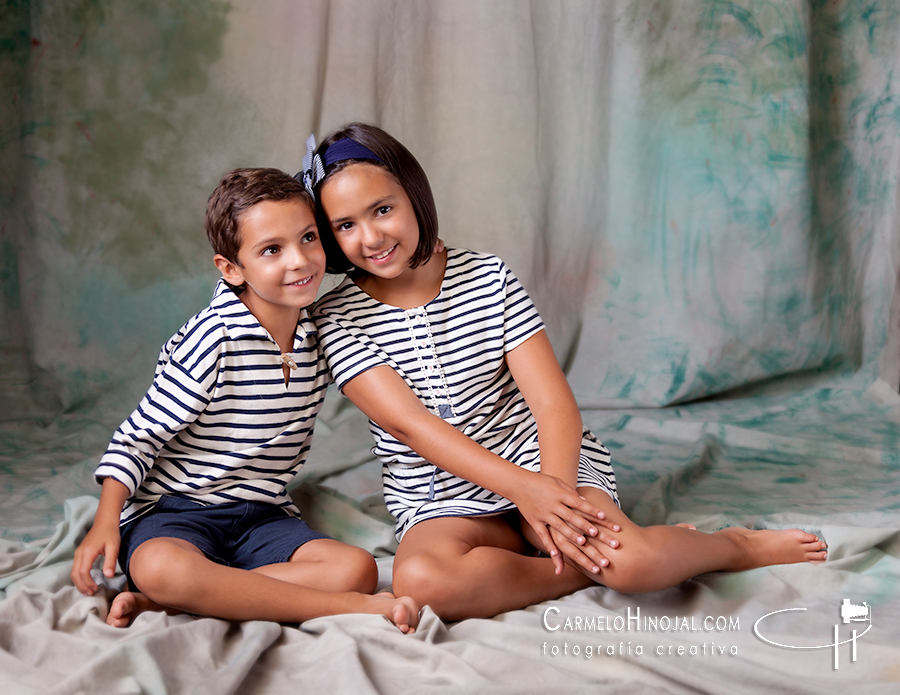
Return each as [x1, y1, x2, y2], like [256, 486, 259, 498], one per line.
[341, 363, 615, 571]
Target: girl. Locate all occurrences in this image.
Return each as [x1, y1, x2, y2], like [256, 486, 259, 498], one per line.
[305, 123, 827, 621]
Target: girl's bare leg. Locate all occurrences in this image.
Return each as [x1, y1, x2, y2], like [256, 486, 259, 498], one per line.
[392, 491, 826, 621]
[537, 487, 827, 593]
[391, 515, 592, 621]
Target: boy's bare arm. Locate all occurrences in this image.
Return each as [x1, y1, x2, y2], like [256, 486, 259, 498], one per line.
[71, 477, 131, 596]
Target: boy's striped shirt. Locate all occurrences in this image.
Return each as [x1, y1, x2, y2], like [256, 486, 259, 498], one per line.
[95, 280, 330, 525]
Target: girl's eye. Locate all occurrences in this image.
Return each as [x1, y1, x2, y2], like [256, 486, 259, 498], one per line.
[337, 222, 354, 232]
[302, 231, 318, 244]
[262, 246, 279, 256]
[377, 205, 391, 216]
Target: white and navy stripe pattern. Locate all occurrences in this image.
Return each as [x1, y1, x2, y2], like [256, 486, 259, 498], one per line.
[313, 249, 617, 539]
[95, 280, 330, 525]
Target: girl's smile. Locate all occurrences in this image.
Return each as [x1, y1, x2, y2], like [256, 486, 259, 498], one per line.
[368, 244, 398, 262]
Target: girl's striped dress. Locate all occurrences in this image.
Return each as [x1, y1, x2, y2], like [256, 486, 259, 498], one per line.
[314, 248, 618, 540]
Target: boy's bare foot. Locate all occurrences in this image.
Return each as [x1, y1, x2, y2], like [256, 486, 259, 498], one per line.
[372, 592, 420, 634]
[719, 527, 827, 570]
[106, 591, 166, 628]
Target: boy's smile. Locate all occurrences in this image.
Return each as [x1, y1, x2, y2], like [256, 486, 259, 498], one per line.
[214, 198, 324, 338]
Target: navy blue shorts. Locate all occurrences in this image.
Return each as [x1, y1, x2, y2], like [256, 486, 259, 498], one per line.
[118, 495, 330, 591]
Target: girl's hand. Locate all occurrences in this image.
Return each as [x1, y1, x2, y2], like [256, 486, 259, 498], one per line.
[512, 471, 619, 574]
[547, 524, 613, 576]
[544, 508, 621, 575]
[569, 506, 621, 547]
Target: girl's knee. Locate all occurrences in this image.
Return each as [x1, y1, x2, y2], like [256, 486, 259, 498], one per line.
[392, 553, 452, 606]
[591, 527, 669, 593]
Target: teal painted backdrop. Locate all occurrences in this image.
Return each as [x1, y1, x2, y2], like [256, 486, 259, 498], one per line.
[2, 0, 899, 493]
[3, 7, 900, 690]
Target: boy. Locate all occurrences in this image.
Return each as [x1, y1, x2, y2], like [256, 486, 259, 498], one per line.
[71, 168, 418, 633]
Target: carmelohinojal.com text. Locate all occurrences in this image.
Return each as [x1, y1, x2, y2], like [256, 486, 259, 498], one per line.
[541, 606, 741, 658]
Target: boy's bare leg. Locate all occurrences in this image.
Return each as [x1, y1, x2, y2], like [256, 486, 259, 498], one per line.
[253, 538, 378, 593]
[118, 537, 418, 631]
[108, 538, 373, 628]
[107, 591, 174, 627]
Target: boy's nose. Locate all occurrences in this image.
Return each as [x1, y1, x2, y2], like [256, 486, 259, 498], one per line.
[286, 246, 310, 269]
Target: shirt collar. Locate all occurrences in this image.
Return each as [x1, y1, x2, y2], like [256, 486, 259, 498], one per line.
[209, 279, 317, 347]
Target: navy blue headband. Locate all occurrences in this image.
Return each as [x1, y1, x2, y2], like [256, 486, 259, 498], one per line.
[296, 134, 382, 196]
[322, 138, 382, 167]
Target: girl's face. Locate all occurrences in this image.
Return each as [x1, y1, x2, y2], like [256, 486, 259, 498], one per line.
[318, 163, 420, 281]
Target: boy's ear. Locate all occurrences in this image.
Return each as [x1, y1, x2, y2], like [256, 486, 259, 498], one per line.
[213, 254, 245, 287]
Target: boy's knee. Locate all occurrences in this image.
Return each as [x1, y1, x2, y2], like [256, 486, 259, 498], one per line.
[305, 541, 378, 593]
[128, 539, 190, 601]
[338, 545, 378, 593]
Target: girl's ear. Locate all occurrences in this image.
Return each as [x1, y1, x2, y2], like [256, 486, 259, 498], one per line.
[213, 254, 245, 287]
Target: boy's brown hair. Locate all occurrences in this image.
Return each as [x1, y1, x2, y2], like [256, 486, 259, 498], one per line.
[205, 168, 313, 264]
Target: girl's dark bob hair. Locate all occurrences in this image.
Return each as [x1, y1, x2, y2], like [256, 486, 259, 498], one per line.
[314, 122, 439, 276]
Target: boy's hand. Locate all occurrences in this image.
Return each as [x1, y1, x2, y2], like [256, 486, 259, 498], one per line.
[71, 520, 121, 596]
[73, 477, 129, 595]
[512, 471, 619, 574]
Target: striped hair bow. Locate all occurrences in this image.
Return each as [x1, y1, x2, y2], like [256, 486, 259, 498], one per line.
[296, 134, 324, 197]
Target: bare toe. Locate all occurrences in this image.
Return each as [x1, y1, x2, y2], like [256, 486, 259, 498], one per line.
[107, 592, 137, 628]
[376, 592, 419, 633]
[804, 537, 828, 563]
[107, 591, 159, 627]
[392, 602, 413, 634]
[719, 527, 828, 570]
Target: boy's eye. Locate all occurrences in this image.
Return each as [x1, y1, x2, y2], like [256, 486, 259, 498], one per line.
[337, 222, 354, 232]
[377, 205, 391, 215]
[261, 246, 279, 256]
[302, 231, 318, 244]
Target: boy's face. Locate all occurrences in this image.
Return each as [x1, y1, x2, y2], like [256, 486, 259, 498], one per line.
[215, 199, 325, 325]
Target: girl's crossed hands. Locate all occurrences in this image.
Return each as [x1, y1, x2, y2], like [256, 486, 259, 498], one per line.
[512, 470, 620, 575]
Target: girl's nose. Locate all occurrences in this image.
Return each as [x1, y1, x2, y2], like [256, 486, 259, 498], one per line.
[361, 223, 384, 248]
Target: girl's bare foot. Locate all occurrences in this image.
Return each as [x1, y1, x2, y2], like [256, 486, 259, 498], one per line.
[372, 592, 420, 634]
[106, 591, 167, 627]
[718, 527, 827, 570]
